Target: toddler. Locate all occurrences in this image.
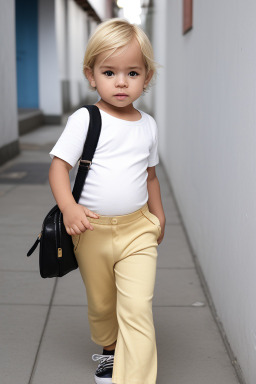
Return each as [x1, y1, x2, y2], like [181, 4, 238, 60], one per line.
[49, 17, 165, 384]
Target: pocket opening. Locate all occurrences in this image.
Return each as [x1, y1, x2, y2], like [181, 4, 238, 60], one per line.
[72, 234, 81, 251]
[141, 209, 160, 227]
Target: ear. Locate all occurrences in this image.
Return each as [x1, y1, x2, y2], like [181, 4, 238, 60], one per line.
[144, 69, 154, 88]
[84, 67, 96, 88]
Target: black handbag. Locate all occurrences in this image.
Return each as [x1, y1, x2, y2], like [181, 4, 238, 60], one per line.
[27, 105, 102, 278]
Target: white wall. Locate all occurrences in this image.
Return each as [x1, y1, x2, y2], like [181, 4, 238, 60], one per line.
[55, 0, 68, 81]
[152, 0, 256, 383]
[0, 0, 18, 147]
[151, 0, 168, 164]
[66, 0, 89, 108]
[38, 0, 62, 116]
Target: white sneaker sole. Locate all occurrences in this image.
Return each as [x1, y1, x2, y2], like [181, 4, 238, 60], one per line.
[94, 374, 112, 384]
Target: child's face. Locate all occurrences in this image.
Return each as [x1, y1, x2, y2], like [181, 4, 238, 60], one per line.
[85, 38, 153, 109]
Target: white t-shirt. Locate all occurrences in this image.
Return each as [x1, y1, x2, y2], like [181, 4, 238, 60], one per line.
[49, 107, 159, 215]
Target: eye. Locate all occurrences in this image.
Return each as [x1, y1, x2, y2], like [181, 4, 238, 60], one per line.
[129, 71, 139, 77]
[103, 70, 114, 77]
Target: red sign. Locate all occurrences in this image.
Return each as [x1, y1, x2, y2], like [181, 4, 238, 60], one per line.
[183, 0, 193, 34]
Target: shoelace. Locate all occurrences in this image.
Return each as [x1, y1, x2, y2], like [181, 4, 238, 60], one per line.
[92, 354, 114, 374]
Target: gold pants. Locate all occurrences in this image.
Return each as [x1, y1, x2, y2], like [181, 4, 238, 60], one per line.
[72, 202, 161, 384]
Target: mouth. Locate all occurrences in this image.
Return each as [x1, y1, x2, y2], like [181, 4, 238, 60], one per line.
[114, 94, 128, 100]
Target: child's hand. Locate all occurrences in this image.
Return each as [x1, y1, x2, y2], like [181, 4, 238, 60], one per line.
[62, 202, 99, 236]
[157, 229, 165, 245]
[157, 219, 166, 245]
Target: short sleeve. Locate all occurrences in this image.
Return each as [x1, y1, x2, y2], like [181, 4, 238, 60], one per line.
[148, 117, 159, 167]
[49, 108, 90, 167]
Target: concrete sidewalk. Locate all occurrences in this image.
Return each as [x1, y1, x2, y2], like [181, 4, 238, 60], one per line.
[0, 120, 241, 384]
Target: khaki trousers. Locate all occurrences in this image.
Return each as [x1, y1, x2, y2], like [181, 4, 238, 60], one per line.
[72, 202, 161, 384]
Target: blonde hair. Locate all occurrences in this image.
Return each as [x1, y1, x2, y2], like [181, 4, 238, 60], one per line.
[83, 18, 160, 92]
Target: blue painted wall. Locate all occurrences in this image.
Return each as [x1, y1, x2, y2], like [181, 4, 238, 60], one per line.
[16, 0, 39, 108]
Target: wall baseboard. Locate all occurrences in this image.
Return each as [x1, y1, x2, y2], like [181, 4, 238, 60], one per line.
[0, 140, 20, 166]
[19, 109, 44, 135]
[43, 115, 62, 125]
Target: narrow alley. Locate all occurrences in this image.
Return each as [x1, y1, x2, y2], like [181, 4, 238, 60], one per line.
[0, 119, 240, 383]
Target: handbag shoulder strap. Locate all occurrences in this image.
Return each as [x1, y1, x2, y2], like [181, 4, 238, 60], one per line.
[72, 105, 102, 203]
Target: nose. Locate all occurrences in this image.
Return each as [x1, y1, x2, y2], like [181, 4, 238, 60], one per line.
[115, 73, 128, 88]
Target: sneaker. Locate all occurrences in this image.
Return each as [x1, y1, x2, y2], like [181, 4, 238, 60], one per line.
[92, 353, 114, 384]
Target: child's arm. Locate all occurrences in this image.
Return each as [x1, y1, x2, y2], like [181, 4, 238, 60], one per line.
[49, 156, 99, 236]
[147, 166, 166, 244]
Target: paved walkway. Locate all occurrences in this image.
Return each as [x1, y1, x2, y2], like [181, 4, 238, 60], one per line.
[0, 119, 241, 384]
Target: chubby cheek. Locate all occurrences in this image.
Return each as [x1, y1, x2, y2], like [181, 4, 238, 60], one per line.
[96, 82, 110, 95]
[131, 83, 145, 97]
